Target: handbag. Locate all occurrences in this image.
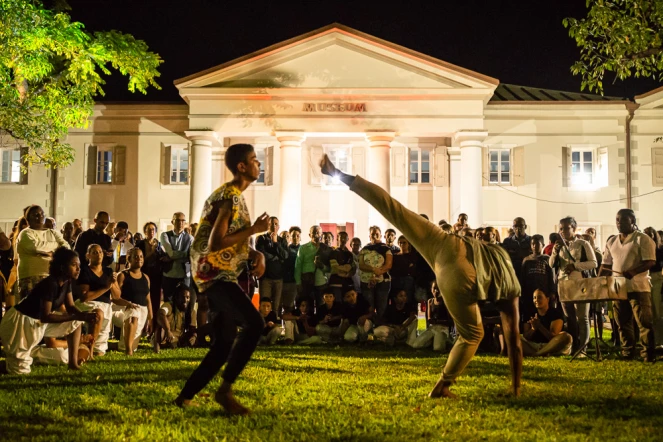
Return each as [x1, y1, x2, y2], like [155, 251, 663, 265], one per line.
[558, 276, 628, 302]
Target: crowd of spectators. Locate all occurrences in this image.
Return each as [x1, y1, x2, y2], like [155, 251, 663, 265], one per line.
[0, 204, 661, 374]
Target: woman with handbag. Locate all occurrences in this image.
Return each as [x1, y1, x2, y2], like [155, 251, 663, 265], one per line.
[549, 216, 598, 354]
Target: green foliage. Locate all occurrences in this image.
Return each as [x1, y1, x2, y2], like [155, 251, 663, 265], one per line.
[1, 344, 662, 441]
[0, 0, 162, 169]
[564, 0, 663, 94]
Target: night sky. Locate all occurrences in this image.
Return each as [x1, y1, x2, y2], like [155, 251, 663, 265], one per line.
[65, 0, 661, 102]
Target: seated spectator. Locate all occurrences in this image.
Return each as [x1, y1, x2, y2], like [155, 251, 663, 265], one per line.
[474, 228, 485, 241]
[315, 290, 344, 343]
[327, 231, 356, 299]
[153, 284, 195, 352]
[257, 297, 283, 345]
[440, 223, 453, 234]
[411, 282, 452, 351]
[282, 298, 322, 345]
[385, 229, 400, 254]
[520, 235, 557, 322]
[373, 290, 418, 346]
[542, 233, 559, 256]
[390, 236, 417, 302]
[339, 289, 374, 343]
[0, 247, 99, 374]
[519, 289, 572, 357]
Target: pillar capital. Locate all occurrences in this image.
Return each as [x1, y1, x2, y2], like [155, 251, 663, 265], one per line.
[365, 131, 396, 148]
[275, 131, 306, 148]
[184, 130, 219, 146]
[454, 130, 488, 148]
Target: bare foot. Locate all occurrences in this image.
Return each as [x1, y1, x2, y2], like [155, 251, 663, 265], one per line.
[174, 396, 199, 408]
[214, 389, 250, 416]
[126, 350, 134, 356]
[428, 378, 458, 399]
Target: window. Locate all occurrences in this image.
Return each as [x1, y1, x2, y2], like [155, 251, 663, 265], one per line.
[489, 149, 510, 184]
[170, 146, 189, 184]
[324, 145, 352, 185]
[409, 148, 431, 184]
[97, 147, 113, 184]
[252, 145, 273, 186]
[87, 144, 126, 185]
[256, 148, 266, 184]
[571, 150, 593, 186]
[0, 149, 20, 183]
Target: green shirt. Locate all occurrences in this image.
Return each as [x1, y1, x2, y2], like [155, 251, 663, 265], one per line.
[294, 242, 328, 286]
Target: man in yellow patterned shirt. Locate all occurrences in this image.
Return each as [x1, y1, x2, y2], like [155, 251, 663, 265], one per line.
[176, 143, 269, 416]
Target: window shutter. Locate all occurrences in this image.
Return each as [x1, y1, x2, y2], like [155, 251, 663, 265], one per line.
[434, 146, 447, 187]
[512, 146, 525, 187]
[163, 145, 172, 184]
[352, 146, 365, 177]
[86, 144, 98, 185]
[653, 147, 663, 187]
[19, 146, 29, 185]
[112, 145, 126, 185]
[561, 146, 572, 187]
[264, 145, 274, 186]
[597, 147, 609, 187]
[310, 146, 324, 186]
[391, 145, 406, 186]
[482, 146, 490, 186]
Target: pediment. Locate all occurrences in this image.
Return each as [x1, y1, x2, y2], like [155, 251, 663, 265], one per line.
[176, 24, 498, 92]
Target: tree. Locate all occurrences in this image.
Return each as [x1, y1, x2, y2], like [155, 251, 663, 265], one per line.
[563, 0, 663, 94]
[0, 0, 162, 169]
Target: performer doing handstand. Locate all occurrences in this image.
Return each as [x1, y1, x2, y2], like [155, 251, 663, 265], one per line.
[319, 155, 523, 398]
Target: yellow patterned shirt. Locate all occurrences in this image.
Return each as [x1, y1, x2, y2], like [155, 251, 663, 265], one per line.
[191, 182, 251, 291]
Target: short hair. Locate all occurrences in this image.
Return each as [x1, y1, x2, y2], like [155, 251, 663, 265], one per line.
[385, 228, 396, 235]
[225, 143, 254, 174]
[86, 243, 102, 254]
[441, 223, 453, 233]
[24, 205, 41, 220]
[338, 231, 348, 238]
[458, 213, 468, 219]
[369, 225, 381, 233]
[351, 237, 361, 245]
[397, 235, 407, 242]
[172, 212, 185, 221]
[268, 216, 278, 222]
[94, 211, 109, 220]
[309, 225, 321, 233]
[143, 222, 158, 234]
[323, 231, 334, 240]
[438, 219, 447, 226]
[559, 216, 577, 230]
[127, 248, 142, 260]
[176, 283, 191, 294]
[420, 214, 429, 220]
[531, 234, 545, 245]
[289, 226, 302, 234]
[259, 297, 272, 304]
[617, 208, 637, 225]
[116, 221, 129, 230]
[49, 247, 79, 279]
[534, 288, 552, 299]
[549, 232, 559, 242]
[322, 288, 335, 297]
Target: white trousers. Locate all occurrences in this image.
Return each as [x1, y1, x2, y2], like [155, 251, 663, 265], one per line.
[343, 320, 373, 343]
[76, 300, 113, 355]
[0, 307, 82, 374]
[373, 321, 418, 346]
[31, 346, 69, 365]
[112, 304, 148, 351]
[410, 325, 451, 352]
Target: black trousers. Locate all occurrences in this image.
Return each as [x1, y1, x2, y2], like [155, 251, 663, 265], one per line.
[179, 280, 264, 399]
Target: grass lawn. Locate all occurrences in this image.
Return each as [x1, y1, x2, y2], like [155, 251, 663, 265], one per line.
[1, 337, 663, 442]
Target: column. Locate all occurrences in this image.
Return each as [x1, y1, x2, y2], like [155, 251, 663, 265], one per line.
[455, 130, 487, 227]
[276, 132, 306, 229]
[186, 131, 216, 222]
[365, 132, 395, 230]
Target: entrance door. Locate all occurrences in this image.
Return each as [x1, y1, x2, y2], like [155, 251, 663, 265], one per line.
[320, 222, 354, 250]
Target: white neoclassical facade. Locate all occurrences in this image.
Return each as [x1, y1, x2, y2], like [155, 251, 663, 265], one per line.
[2, 24, 663, 242]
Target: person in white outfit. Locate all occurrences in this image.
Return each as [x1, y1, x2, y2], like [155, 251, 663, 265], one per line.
[0, 247, 99, 374]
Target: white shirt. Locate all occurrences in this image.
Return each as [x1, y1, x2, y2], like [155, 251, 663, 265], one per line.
[603, 231, 656, 293]
[548, 238, 597, 281]
[16, 228, 70, 279]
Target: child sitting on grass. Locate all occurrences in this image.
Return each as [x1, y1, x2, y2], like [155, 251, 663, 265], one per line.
[315, 290, 344, 343]
[339, 289, 374, 343]
[258, 297, 283, 345]
[282, 297, 322, 345]
[373, 289, 418, 346]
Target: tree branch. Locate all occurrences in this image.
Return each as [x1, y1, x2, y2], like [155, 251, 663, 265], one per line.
[623, 47, 663, 61]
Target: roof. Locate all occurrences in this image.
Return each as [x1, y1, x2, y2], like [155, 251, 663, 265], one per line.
[174, 23, 499, 88]
[489, 84, 628, 103]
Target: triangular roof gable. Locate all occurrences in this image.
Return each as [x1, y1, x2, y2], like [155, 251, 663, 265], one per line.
[635, 86, 663, 109]
[175, 23, 499, 90]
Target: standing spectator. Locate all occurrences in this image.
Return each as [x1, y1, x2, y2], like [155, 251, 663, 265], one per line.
[520, 289, 573, 357]
[281, 226, 301, 316]
[160, 212, 193, 303]
[73, 219, 83, 233]
[503, 217, 532, 278]
[280, 230, 291, 245]
[643, 227, 663, 345]
[6, 217, 29, 306]
[453, 213, 469, 234]
[74, 212, 113, 268]
[61, 222, 75, 247]
[384, 229, 400, 254]
[295, 225, 325, 305]
[520, 235, 557, 322]
[549, 216, 597, 353]
[339, 289, 374, 343]
[390, 236, 417, 303]
[327, 231, 356, 299]
[105, 222, 116, 238]
[373, 289, 418, 346]
[482, 227, 500, 245]
[255, 216, 289, 319]
[358, 226, 393, 320]
[16, 206, 70, 301]
[543, 233, 560, 256]
[600, 210, 657, 362]
[350, 237, 362, 293]
[322, 232, 334, 248]
[110, 221, 133, 272]
[135, 222, 164, 329]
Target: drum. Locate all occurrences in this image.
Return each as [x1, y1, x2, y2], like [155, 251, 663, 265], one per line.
[558, 276, 628, 303]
